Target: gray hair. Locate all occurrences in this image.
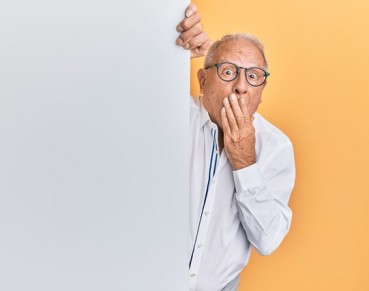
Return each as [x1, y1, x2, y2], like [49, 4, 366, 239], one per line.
[204, 33, 268, 70]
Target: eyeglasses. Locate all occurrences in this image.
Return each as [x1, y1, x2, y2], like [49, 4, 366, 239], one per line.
[205, 62, 270, 87]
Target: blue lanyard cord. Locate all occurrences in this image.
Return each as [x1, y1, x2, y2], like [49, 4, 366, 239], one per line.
[189, 129, 218, 268]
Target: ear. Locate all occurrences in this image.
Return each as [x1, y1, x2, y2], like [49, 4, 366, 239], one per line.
[197, 68, 207, 94]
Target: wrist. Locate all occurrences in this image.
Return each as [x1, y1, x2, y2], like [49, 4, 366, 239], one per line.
[231, 159, 256, 171]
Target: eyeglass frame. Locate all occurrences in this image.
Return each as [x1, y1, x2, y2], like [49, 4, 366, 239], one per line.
[205, 62, 270, 87]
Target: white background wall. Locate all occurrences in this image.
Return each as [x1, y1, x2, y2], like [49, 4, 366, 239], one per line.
[0, 1, 189, 290]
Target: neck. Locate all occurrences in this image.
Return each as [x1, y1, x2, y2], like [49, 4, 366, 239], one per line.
[217, 130, 224, 154]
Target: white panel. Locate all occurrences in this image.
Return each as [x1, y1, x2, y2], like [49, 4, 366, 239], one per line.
[0, 0, 189, 290]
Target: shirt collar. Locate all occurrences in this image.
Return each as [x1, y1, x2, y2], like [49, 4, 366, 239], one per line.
[199, 99, 213, 129]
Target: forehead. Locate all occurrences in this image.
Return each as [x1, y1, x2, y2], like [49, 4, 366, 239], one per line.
[213, 39, 265, 67]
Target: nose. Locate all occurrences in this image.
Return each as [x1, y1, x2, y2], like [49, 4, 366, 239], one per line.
[232, 68, 248, 96]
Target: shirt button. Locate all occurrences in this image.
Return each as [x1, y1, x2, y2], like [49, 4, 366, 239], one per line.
[190, 274, 196, 278]
[212, 179, 216, 184]
[204, 211, 210, 216]
[197, 242, 203, 248]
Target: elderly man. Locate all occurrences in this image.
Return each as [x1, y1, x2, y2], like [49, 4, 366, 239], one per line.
[177, 5, 295, 291]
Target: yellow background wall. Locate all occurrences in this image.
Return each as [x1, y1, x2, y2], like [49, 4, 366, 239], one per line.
[191, 0, 369, 290]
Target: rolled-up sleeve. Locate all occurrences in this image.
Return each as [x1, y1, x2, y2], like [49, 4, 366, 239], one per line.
[233, 140, 295, 256]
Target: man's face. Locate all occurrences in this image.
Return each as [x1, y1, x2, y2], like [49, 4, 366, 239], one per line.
[198, 39, 267, 130]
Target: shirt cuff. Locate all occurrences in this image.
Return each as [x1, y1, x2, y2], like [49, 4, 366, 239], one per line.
[233, 163, 264, 194]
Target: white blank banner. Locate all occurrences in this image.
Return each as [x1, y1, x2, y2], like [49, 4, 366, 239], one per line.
[0, 0, 189, 290]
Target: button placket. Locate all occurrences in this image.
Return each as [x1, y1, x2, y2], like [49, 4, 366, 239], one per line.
[190, 124, 220, 290]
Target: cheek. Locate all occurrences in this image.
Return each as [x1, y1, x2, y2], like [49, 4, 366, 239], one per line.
[202, 89, 226, 125]
[203, 87, 220, 107]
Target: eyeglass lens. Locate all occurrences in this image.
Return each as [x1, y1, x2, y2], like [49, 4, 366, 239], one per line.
[217, 62, 267, 86]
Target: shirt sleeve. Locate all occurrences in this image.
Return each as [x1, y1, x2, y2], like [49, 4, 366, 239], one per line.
[233, 139, 295, 256]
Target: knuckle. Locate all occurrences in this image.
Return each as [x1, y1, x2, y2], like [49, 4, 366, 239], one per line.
[229, 115, 236, 123]
[194, 23, 203, 33]
[182, 18, 191, 29]
[231, 135, 239, 143]
[187, 38, 196, 47]
[182, 14, 200, 30]
[194, 14, 201, 23]
[204, 40, 212, 50]
[189, 3, 198, 13]
[188, 36, 203, 48]
[180, 31, 190, 42]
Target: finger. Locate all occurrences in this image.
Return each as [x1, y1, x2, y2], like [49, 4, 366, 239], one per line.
[185, 3, 198, 17]
[191, 38, 212, 58]
[220, 107, 231, 137]
[239, 95, 250, 116]
[176, 22, 203, 47]
[186, 31, 209, 50]
[176, 13, 201, 33]
[229, 94, 246, 128]
[238, 96, 253, 125]
[223, 97, 239, 135]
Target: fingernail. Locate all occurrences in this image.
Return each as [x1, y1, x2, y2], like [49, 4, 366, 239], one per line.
[223, 97, 229, 105]
[239, 97, 244, 104]
[183, 43, 190, 49]
[230, 94, 236, 101]
[176, 38, 183, 46]
[176, 26, 183, 32]
[186, 10, 194, 17]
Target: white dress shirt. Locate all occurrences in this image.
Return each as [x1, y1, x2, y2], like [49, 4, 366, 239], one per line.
[189, 97, 295, 291]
